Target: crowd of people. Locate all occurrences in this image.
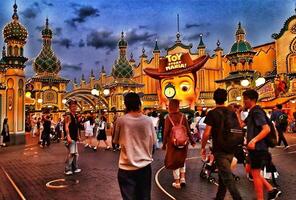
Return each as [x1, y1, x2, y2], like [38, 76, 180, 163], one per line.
[2, 89, 296, 200]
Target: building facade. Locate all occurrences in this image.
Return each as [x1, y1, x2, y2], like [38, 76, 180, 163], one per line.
[26, 18, 69, 121]
[71, 10, 296, 117]
[0, 3, 28, 144]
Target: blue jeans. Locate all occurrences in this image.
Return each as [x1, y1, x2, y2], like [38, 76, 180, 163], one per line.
[214, 153, 242, 200]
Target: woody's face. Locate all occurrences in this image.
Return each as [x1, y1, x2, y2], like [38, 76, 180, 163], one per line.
[160, 73, 197, 108]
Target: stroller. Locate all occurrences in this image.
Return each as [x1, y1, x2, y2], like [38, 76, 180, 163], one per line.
[200, 146, 244, 184]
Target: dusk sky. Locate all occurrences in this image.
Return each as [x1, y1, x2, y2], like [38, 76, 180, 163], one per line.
[0, 0, 295, 89]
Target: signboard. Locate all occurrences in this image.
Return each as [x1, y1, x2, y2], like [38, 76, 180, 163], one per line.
[258, 82, 276, 101]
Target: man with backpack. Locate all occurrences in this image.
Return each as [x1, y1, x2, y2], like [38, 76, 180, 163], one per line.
[201, 88, 242, 200]
[271, 104, 289, 149]
[242, 89, 281, 200]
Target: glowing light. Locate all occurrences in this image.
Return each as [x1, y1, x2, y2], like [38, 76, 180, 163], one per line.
[103, 89, 110, 96]
[255, 77, 266, 87]
[62, 99, 67, 104]
[240, 79, 250, 87]
[25, 91, 31, 98]
[236, 96, 242, 101]
[37, 99, 43, 103]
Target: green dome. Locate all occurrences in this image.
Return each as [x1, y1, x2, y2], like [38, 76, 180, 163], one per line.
[230, 41, 252, 54]
[3, 3, 28, 42]
[118, 32, 127, 47]
[33, 48, 61, 74]
[112, 58, 133, 78]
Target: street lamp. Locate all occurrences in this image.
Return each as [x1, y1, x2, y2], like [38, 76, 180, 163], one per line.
[240, 79, 250, 87]
[103, 88, 110, 96]
[25, 91, 31, 98]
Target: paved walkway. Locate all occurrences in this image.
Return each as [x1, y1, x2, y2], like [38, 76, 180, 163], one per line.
[0, 134, 295, 200]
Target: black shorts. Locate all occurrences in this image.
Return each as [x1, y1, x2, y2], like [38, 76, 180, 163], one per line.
[248, 150, 271, 169]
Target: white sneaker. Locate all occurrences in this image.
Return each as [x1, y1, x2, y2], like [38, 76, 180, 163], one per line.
[74, 168, 81, 173]
[64, 171, 73, 175]
[284, 146, 290, 150]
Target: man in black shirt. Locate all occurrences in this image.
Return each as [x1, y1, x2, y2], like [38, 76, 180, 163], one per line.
[242, 89, 281, 200]
[201, 88, 242, 200]
[64, 99, 81, 175]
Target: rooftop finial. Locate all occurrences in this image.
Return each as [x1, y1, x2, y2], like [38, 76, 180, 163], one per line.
[217, 40, 220, 47]
[176, 14, 181, 43]
[46, 17, 49, 28]
[121, 31, 124, 39]
[153, 38, 160, 52]
[12, 0, 19, 20]
[295, 2, 296, 13]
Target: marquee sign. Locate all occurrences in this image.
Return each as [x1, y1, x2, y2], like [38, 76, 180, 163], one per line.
[165, 53, 187, 71]
[258, 82, 276, 101]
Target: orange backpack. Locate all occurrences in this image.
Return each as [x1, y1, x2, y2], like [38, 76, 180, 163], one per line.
[168, 114, 189, 148]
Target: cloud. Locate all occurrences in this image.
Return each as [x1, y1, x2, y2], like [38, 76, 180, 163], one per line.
[62, 63, 82, 71]
[21, 2, 40, 19]
[42, 0, 54, 7]
[138, 25, 149, 29]
[185, 23, 211, 29]
[185, 32, 211, 41]
[53, 38, 75, 49]
[65, 5, 100, 28]
[78, 39, 85, 48]
[126, 29, 157, 46]
[86, 30, 117, 51]
[54, 27, 63, 37]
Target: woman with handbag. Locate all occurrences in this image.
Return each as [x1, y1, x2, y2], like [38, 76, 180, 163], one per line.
[162, 99, 196, 189]
[1, 118, 10, 147]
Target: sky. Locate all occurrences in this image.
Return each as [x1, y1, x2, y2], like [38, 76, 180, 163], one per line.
[0, 0, 295, 89]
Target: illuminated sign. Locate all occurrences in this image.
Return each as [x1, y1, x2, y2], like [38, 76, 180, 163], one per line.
[258, 82, 275, 101]
[165, 53, 187, 71]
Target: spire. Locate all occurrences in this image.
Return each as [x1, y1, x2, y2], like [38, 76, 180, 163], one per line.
[141, 47, 147, 58]
[90, 69, 95, 78]
[46, 17, 49, 29]
[2, 46, 6, 58]
[129, 53, 135, 62]
[81, 73, 85, 81]
[175, 14, 181, 43]
[197, 34, 205, 49]
[12, 0, 19, 20]
[101, 65, 106, 74]
[42, 17, 53, 39]
[214, 40, 223, 51]
[295, 2, 296, 14]
[73, 78, 77, 84]
[153, 39, 160, 53]
[236, 22, 245, 35]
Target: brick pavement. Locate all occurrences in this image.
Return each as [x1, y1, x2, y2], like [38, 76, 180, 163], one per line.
[0, 134, 295, 200]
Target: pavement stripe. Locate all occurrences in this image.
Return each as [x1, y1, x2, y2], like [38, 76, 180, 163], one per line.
[154, 156, 202, 200]
[1, 166, 26, 200]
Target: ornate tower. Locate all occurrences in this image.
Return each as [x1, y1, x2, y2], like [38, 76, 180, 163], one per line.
[2, 2, 28, 144]
[226, 22, 256, 71]
[197, 34, 206, 56]
[29, 18, 69, 117]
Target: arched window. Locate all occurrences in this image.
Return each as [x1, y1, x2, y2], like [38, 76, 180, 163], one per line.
[8, 46, 12, 56]
[14, 46, 18, 56]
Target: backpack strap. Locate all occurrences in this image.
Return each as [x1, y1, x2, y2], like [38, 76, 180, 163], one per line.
[168, 115, 175, 127]
[179, 114, 184, 125]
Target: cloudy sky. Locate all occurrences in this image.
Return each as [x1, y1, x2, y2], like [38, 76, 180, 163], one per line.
[0, 0, 295, 88]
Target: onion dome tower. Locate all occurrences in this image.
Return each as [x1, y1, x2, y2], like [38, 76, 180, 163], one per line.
[226, 22, 256, 69]
[1, 1, 28, 144]
[33, 18, 61, 76]
[112, 32, 133, 79]
[2, 2, 28, 67]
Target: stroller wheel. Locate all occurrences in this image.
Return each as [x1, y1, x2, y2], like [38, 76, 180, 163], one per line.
[200, 171, 207, 179]
[209, 177, 216, 183]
